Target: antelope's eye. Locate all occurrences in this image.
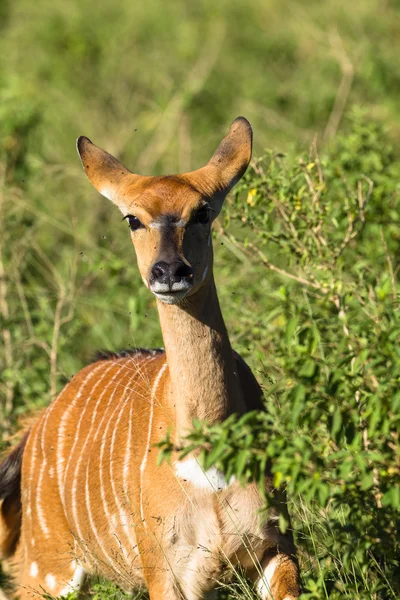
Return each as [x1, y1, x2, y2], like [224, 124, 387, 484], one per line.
[123, 215, 143, 231]
[193, 206, 210, 225]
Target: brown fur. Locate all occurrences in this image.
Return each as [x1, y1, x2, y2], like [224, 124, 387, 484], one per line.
[1, 118, 300, 600]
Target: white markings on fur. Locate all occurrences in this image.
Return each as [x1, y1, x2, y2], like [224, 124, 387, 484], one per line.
[152, 281, 190, 293]
[29, 562, 38, 578]
[100, 187, 114, 201]
[36, 459, 51, 538]
[139, 362, 168, 526]
[108, 364, 145, 557]
[151, 281, 191, 306]
[40, 373, 75, 457]
[45, 574, 56, 590]
[26, 428, 40, 546]
[98, 380, 133, 575]
[59, 565, 86, 597]
[87, 366, 133, 579]
[174, 458, 235, 491]
[57, 363, 105, 503]
[149, 218, 186, 229]
[123, 391, 135, 486]
[70, 363, 120, 549]
[255, 555, 280, 600]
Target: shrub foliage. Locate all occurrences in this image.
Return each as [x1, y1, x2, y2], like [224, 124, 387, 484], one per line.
[1, 109, 399, 598]
[159, 111, 400, 599]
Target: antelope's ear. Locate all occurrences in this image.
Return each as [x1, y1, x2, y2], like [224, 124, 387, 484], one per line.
[184, 117, 252, 215]
[76, 137, 136, 203]
[207, 116, 253, 193]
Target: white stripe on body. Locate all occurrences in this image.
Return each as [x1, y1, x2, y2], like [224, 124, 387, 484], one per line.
[70, 363, 119, 548]
[35, 458, 51, 538]
[85, 365, 136, 577]
[139, 362, 168, 527]
[31, 370, 101, 541]
[96, 356, 160, 571]
[84, 366, 135, 577]
[26, 426, 39, 548]
[56, 363, 106, 504]
[109, 363, 155, 554]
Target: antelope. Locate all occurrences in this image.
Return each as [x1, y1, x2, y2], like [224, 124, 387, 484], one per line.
[0, 117, 300, 600]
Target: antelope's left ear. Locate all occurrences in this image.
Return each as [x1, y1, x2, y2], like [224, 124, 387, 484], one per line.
[184, 117, 252, 215]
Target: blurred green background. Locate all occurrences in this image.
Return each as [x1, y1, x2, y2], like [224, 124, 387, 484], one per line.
[2, 0, 400, 387]
[1, 1, 400, 598]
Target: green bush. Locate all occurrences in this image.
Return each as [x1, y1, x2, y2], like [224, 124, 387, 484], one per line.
[159, 111, 400, 599]
[1, 1, 400, 597]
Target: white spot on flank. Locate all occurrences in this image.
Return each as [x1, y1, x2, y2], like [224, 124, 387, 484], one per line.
[29, 562, 38, 578]
[139, 362, 168, 526]
[59, 565, 86, 597]
[174, 458, 235, 491]
[255, 555, 280, 599]
[45, 574, 56, 590]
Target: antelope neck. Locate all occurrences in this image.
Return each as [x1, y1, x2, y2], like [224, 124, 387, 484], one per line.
[156, 276, 244, 436]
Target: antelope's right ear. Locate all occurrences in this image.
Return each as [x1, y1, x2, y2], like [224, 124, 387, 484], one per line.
[76, 137, 135, 203]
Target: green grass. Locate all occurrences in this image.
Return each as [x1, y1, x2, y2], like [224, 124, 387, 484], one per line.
[1, 0, 400, 598]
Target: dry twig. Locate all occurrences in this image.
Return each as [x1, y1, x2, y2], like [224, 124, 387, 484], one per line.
[323, 30, 354, 144]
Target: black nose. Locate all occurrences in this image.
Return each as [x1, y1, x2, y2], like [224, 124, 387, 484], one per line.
[151, 261, 193, 286]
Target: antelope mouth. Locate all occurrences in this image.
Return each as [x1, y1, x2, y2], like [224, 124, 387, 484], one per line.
[150, 282, 191, 305]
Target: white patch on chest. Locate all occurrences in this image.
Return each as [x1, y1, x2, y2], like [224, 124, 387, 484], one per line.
[174, 458, 235, 491]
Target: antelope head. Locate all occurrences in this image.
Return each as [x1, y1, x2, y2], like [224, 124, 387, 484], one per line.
[77, 117, 252, 305]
